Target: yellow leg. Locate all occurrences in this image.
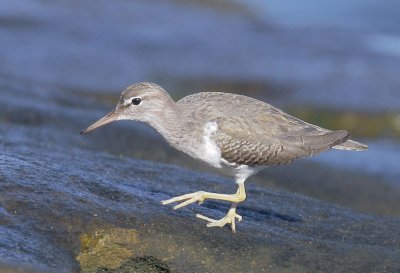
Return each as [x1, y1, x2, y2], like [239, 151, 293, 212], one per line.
[161, 182, 246, 233]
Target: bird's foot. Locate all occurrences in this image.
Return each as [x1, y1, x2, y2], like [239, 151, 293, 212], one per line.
[196, 206, 242, 233]
[161, 191, 208, 210]
[161, 184, 246, 232]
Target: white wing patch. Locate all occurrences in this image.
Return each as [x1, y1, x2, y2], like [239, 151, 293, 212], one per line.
[201, 121, 222, 168]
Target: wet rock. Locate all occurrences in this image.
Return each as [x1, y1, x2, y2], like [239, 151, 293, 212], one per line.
[0, 262, 54, 273]
[1, 119, 400, 272]
[0, 71, 400, 273]
[96, 256, 170, 273]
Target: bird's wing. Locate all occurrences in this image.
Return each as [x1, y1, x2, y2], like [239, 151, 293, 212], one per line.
[212, 115, 349, 166]
[179, 92, 349, 165]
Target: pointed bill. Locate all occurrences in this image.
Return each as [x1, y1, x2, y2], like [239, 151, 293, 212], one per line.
[80, 109, 118, 135]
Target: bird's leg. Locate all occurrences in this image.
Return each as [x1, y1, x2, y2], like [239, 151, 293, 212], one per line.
[161, 180, 246, 233]
[161, 181, 246, 209]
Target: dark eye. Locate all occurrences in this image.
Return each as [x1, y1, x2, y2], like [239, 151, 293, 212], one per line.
[131, 97, 141, 105]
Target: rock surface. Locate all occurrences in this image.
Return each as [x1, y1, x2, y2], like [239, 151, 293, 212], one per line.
[1, 79, 400, 273]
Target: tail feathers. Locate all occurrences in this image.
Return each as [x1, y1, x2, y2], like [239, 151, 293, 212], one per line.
[305, 129, 368, 152]
[305, 130, 349, 154]
[333, 139, 368, 151]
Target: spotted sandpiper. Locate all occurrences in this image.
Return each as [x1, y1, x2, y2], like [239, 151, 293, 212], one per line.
[81, 82, 368, 233]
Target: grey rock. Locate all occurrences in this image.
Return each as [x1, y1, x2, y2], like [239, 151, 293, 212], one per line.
[0, 79, 400, 273]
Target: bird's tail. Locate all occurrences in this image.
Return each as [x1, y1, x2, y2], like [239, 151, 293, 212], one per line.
[332, 139, 368, 151]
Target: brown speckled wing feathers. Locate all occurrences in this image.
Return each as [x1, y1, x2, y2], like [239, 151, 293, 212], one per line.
[212, 116, 349, 166]
[178, 92, 350, 166]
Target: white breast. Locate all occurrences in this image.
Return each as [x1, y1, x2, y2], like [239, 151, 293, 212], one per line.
[200, 121, 222, 168]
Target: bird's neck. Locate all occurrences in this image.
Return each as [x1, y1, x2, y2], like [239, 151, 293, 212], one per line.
[145, 102, 186, 148]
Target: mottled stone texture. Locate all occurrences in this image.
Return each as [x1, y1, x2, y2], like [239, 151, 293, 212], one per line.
[0, 80, 399, 273]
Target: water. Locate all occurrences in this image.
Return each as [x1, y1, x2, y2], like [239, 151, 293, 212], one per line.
[1, 0, 400, 110]
[240, 0, 400, 31]
[313, 139, 400, 184]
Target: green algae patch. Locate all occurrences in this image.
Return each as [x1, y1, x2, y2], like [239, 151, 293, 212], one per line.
[77, 227, 171, 273]
[77, 228, 139, 273]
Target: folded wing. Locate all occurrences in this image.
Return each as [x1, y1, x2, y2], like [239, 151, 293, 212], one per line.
[212, 115, 350, 166]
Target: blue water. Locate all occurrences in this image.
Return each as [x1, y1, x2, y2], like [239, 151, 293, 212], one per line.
[2, 0, 400, 111]
[312, 140, 400, 185]
[239, 0, 400, 31]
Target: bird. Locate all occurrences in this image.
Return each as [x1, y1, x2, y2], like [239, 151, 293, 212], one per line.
[80, 82, 368, 233]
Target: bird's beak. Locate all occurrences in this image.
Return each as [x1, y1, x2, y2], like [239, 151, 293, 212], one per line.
[80, 109, 118, 135]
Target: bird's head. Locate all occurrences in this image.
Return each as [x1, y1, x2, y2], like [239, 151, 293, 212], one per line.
[80, 82, 175, 134]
